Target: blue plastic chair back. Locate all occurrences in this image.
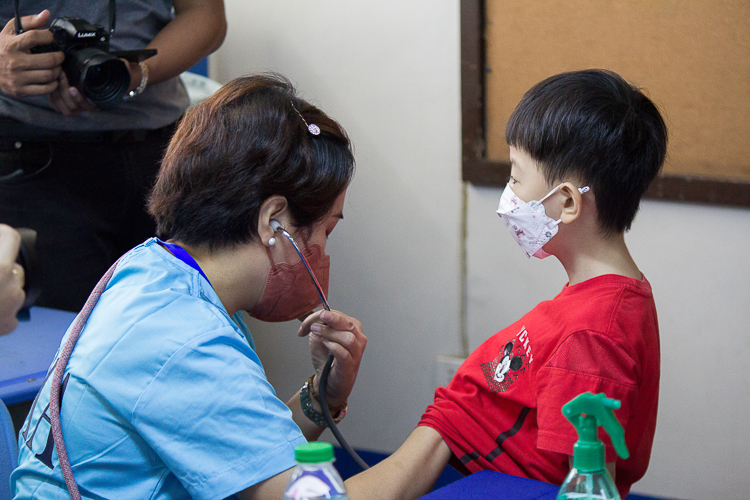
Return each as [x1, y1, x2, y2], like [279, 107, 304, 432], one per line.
[0, 400, 17, 500]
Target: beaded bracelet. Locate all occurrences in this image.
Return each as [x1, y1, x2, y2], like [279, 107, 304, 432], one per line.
[300, 375, 347, 427]
[124, 61, 149, 100]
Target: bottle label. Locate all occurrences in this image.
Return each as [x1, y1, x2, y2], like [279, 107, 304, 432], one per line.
[283, 468, 347, 500]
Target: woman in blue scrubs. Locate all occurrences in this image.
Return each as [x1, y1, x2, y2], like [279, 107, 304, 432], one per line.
[11, 73, 367, 500]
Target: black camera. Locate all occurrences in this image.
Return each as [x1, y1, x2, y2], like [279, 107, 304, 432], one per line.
[30, 18, 131, 109]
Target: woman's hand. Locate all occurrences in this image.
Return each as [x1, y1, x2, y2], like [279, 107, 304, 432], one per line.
[298, 309, 367, 409]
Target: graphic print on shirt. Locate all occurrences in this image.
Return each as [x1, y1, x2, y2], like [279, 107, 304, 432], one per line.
[480, 325, 533, 393]
[21, 367, 70, 470]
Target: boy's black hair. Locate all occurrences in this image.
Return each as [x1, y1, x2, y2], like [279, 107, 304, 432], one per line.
[506, 69, 668, 234]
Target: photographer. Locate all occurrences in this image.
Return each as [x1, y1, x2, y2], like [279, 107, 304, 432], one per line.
[0, 224, 25, 335]
[0, 1, 227, 312]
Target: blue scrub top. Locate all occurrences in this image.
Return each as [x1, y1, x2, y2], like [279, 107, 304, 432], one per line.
[11, 238, 306, 500]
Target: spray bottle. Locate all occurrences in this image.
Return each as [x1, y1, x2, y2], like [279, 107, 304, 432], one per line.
[557, 392, 629, 500]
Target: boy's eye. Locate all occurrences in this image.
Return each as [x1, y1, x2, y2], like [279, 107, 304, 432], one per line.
[508, 175, 519, 185]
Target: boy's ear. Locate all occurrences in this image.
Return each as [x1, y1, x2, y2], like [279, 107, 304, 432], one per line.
[559, 182, 584, 225]
[257, 195, 289, 246]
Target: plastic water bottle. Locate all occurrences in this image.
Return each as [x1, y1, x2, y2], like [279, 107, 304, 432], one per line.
[282, 442, 349, 500]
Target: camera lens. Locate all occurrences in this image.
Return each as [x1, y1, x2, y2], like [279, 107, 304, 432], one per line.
[87, 64, 108, 88]
[64, 48, 130, 109]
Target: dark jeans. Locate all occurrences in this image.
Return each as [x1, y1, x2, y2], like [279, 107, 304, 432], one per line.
[0, 121, 176, 312]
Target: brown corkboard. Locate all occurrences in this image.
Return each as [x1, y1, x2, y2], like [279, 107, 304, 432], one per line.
[484, 0, 750, 182]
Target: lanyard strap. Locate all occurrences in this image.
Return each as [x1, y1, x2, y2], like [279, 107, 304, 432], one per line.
[49, 240, 208, 499]
[157, 239, 212, 286]
[50, 257, 122, 500]
[49, 240, 211, 500]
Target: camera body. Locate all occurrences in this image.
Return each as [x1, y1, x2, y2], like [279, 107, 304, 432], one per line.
[31, 18, 131, 109]
[34, 17, 110, 54]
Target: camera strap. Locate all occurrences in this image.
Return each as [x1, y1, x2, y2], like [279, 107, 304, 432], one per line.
[12, 0, 21, 34]
[13, 0, 117, 37]
[108, 0, 116, 36]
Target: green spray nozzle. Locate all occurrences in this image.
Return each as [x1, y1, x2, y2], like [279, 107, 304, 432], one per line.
[562, 392, 629, 473]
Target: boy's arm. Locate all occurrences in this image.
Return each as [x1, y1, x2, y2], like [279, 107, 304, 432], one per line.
[237, 426, 451, 500]
[607, 462, 616, 481]
[345, 426, 453, 500]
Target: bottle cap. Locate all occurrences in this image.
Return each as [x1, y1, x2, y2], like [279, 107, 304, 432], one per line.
[294, 442, 335, 463]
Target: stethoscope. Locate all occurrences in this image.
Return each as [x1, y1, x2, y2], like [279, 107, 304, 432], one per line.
[269, 220, 369, 471]
[49, 221, 368, 499]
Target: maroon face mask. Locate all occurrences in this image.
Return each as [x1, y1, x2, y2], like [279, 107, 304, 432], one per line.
[247, 241, 330, 322]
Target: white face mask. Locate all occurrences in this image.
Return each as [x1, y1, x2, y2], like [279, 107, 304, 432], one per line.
[496, 182, 589, 259]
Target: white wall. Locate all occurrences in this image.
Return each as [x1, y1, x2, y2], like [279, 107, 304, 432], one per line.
[215, 2, 750, 499]
[215, 0, 464, 452]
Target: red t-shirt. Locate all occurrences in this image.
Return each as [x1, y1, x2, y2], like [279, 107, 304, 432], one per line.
[419, 274, 660, 498]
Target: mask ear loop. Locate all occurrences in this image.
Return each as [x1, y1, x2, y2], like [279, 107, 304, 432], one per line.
[537, 183, 590, 203]
[538, 183, 566, 204]
[536, 183, 590, 224]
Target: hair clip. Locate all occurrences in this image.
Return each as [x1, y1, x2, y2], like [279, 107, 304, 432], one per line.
[290, 101, 320, 135]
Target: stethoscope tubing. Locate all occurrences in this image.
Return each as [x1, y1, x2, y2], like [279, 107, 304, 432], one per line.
[275, 226, 369, 471]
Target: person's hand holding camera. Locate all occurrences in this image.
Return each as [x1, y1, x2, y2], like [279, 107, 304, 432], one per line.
[0, 10, 64, 98]
[0, 10, 96, 115]
[0, 224, 25, 336]
[48, 70, 97, 115]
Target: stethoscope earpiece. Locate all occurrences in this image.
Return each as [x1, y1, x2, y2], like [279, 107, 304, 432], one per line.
[270, 219, 282, 232]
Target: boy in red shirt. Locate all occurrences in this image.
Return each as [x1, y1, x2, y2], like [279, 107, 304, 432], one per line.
[346, 69, 667, 499]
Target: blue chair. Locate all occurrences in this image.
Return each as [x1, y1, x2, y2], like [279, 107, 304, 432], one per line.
[0, 399, 17, 500]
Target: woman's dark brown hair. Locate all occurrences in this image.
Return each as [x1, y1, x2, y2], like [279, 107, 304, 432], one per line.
[148, 73, 355, 250]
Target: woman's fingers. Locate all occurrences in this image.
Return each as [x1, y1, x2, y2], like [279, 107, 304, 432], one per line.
[298, 309, 367, 407]
[301, 310, 365, 364]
